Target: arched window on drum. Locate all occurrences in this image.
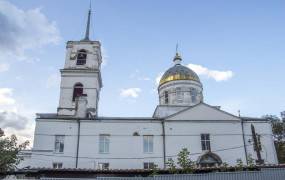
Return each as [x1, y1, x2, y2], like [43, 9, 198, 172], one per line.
[176, 87, 183, 103]
[164, 91, 169, 104]
[190, 88, 197, 103]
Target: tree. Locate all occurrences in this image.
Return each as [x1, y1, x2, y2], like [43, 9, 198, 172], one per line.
[150, 164, 159, 176]
[0, 128, 29, 172]
[235, 158, 244, 171]
[263, 114, 285, 163]
[247, 154, 255, 168]
[177, 148, 194, 173]
[262, 114, 280, 123]
[166, 158, 177, 174]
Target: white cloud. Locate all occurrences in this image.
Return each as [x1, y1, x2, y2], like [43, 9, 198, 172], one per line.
[120, 88, 141, 98]
[46, 72, 60, 88]
[0, 87, 35, 146]
[187, 64, 233, 81]
[155, 73, 163, 85]
[0, 0, 60, 63]
[0, 112, 29, 130]
[0, 88, 16, 105]
[129, 69, 151, 81]
[138, 77, 151, 81]
[0, 63, 9, 72]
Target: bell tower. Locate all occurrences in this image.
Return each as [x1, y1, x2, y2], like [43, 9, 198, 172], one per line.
[57, 8, 102, 117]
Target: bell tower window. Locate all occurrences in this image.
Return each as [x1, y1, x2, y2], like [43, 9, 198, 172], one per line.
[76, 49, 87, 65]
[72, 83, 83, 101]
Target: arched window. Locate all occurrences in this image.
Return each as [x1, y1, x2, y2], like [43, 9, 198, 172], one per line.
[76, 49, 87, 65]
[196, 151, 222, 167]
[190, 88, 197, 103]
[164, 91, 169, 104]
[176, 87, 183, 102]
[72, 83, 83, 101]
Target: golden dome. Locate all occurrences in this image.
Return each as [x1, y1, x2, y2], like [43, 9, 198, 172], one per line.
[159, 64, 200, 87]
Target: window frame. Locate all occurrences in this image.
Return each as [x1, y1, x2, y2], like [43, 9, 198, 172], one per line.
[143, 135, 154, 153]
[72, 83, 83, 101]
[98, 162, 109, 170]
[99, 134, 110, 154]
[143, 162, 155, 169]
[76, 49, 87, 65]
[176, 87, 183, 101]
[164, 91, 169, 104]
[54, 135, 65, 153]
[201, 133, 211, 151]
[52, 162, 63, 169]
[190, 88, 198, 103]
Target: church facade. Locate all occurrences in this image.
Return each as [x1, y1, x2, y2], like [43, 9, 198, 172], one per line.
[20, 10, 278, 170]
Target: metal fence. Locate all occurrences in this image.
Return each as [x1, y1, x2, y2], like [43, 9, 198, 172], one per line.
[39, 168, 285, 180]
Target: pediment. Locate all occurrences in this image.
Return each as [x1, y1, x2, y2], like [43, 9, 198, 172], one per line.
[166, 103, 241, 121]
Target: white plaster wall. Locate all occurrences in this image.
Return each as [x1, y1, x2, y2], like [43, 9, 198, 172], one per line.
[65, 41, 101, 70]
[164, 121, 247, 166]
[243, 121, 278, 164]
[25, 118, 277, 169]
[166, 103, 240, 121]
[29, 119, 164, 169]
[30, 119, 79, 168]
[58, 71, 100, 110]
[153, 105, 188, 118]
[78, 120, 163, 169]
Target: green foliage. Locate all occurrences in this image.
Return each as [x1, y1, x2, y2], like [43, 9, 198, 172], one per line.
[166, 158, 177, 174]
[220, 162, 229, 172]
[177, 148, 194, 173]
[247, 154, 255, 168]
[150, 164, 159, 176]
[272, 121, 285, 141]
[275, 141, 285, 164]
[0, 128, 29, 172]
[264, 114, 285, 164]
[262, 114, 281, 123]
[235, 158, 244, 171]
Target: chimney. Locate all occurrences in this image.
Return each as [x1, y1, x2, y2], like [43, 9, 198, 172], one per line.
[75, 95, 88, 118]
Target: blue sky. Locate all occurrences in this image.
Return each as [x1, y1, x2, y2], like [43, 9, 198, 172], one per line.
[0, 0, 285, 142]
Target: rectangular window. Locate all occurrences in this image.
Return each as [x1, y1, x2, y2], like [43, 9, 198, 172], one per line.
[98, 163, 109, 170]
[143, 162, 155, 169]
[201, 134, 211, 151]
[54, 135, 64, 153]
[53, 162, 63, 169]
[99, 134, 110, 153]
[143, 135, 153, 153]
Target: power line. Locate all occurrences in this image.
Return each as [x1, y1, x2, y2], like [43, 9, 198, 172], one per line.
[29, 144, 253, 160]
[34, 133, 273, 137]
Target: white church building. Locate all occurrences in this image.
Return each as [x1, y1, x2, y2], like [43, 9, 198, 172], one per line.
[20, 9, 278, 170]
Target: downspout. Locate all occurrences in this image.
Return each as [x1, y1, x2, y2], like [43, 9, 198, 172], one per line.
[161, 119, 166, 169]
[241, 119, 248, 164]
[75, 119, 81, 168]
